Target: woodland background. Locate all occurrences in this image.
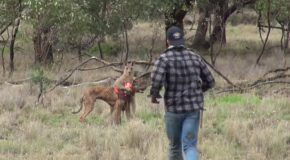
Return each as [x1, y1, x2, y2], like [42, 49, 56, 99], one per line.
[0, 0, 290, 159]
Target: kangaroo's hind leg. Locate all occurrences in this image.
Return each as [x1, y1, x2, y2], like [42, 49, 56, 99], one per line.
[125, 101, 132, 120]
[112, 99, 124, 125]
[130, 95, 136, 115]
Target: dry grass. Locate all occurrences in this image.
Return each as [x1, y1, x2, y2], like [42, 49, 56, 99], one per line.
[0, 21, 290, 160]
[0, 86, 290, 159]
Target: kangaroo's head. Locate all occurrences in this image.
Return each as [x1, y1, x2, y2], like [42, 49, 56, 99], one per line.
[123, 61, 134, 76]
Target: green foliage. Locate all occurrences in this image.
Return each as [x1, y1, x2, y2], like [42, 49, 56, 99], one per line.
[0, 0, 20, 26]
[256, 0, 290, 23]
[30, 68, 52, 90]
[0, 47, 9, 55]
[89, 42, 120, 57]
[22, 0, 71, 27]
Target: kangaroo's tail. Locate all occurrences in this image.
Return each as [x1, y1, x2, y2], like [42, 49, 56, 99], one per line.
[72, 96, 84, 114]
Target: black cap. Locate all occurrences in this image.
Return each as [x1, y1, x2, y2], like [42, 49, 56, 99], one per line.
[166, 26, 185, 46]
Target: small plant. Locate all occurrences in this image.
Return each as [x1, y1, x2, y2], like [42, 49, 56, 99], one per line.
[30, 68, 52, 103]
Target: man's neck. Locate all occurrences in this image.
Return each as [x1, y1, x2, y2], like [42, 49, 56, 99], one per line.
[167, 45, 185, 49]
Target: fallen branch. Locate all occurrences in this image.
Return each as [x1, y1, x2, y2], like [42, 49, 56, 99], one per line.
[77, 64, 121, 71]
[135, 71, 151, 80]
[85, 56, 123, 73]
[216, 70, 290, 94]
[4, 78, 31, 85]
[263, 66, 290, 77]
[60, 77, 115, 88]
[252, 74, 290, 86]
[131, 61, 154, 65]
[217, 80, 290, 94]
[46, 57, 154, 93]
[46, 57, 117, 93]
[258, 24, 289, 31]
[75, 60, 153, 72]
[201, 57, 237, 87]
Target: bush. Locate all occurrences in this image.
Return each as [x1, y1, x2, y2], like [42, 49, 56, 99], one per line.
[89, 42, 121, 58]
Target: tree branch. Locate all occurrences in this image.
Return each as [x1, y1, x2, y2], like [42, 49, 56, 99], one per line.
[217, 81, 290, 94]
[0, 22, 12, 36]
[263, 66, 290, 77]
[256, 0, 271, 65]
[201, 57, 237, 87]
[46, 57, 154, 93]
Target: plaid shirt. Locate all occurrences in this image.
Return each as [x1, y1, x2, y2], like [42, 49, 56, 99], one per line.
[150, 46, 215, 113]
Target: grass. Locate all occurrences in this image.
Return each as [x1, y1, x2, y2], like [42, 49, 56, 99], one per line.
[0, 141, 28, 155]
[201, 94, 290, 160]
[0, 86, 289, 159]
[207, 93, 262, 106]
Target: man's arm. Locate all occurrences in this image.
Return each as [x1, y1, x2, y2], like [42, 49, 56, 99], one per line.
[199, 59, 215, 92]
[150, 57, 166, 102]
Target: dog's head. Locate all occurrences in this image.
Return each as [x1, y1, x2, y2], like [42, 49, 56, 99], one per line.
[123, 61, 134, 76]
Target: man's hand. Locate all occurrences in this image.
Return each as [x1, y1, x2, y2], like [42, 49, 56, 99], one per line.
[151, 97, 160, 104]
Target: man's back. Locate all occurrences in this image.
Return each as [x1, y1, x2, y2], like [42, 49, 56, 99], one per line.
[150, 46, 215, 113]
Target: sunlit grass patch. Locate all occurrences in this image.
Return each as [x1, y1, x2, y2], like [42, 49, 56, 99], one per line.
[275, 100, 290, 121]
[27, 108, 97, 127]
[0, 140, 28, 155]
[137, 109, 162, 124]
[86, 115, 106, 126]
[207, 94, 261, 107]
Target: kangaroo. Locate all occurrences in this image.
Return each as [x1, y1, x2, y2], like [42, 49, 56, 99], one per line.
[112, 61, 136, 124]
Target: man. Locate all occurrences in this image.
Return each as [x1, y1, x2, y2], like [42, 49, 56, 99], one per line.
[150, 26, 215, 160]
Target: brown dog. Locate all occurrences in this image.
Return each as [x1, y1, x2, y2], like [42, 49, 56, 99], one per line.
[72, 86, 118, 123]
[72, 62, 137, 124]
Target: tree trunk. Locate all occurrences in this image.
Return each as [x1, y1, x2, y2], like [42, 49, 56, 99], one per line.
[192, 7, 210, 50]
[98, 41, 104, 60]
[165, 9, 187, 31]
[192, 0, 256, 50]
[285, 22, 290, 50]
[77, 44, 82, 62]
[123, 22, 129, 63]
[1, 35, 7, 76]
[9, 18, 20, 77]
[210, 0, 228, 44]
[164, 0, 193, 47]
[33, 26, 54, 65]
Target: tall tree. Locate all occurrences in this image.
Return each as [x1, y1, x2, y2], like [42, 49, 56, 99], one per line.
[0, 0, 22, 76]
[255, 0, 290, 64]
[22, 0, 72, 65]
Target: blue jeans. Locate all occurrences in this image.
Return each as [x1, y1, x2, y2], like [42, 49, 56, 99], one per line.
[165, 111, 200, 160]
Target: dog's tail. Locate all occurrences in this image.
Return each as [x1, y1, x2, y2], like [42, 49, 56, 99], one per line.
[72, 97, 84, 114]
